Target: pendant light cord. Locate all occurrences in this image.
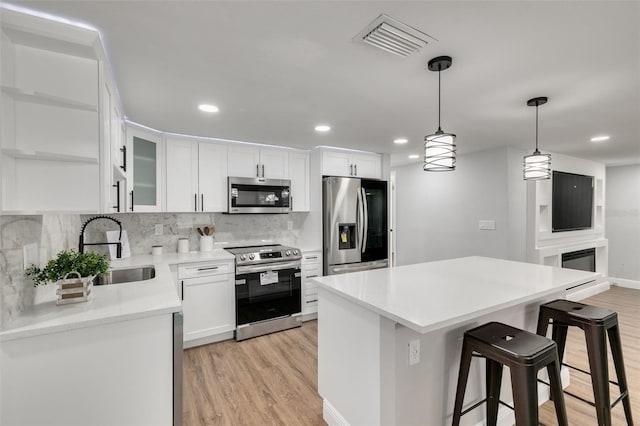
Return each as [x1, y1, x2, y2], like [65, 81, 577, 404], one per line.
[437, 69, 442, 131]
[535, 104, 539, 151]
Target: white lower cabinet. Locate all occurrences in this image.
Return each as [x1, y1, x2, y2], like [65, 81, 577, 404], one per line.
[178, 260, 235, 347]
[301, 250, 322, 318]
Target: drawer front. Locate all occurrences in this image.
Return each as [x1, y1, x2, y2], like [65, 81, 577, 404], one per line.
[303, 292, 318, 305]
[302, 250, 321, 267]
[178, 261, 232, 279]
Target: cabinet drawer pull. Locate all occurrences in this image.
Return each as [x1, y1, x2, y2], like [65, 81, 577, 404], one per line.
[305, 275, 318, 279]
[180, 280, 184, 301]
[305, 256, 318, 260]
[306, 299, 318, 304]
[256, 164, 260, 177]
[130, 190, 134, 211]
[197, 266, 219, 271]
[201, 194, 204, 212]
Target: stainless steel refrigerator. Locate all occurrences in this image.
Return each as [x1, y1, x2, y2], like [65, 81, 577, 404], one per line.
[323, 176, 388, 276]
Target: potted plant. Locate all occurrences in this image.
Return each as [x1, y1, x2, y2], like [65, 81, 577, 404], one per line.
[26, 249, 110, 305]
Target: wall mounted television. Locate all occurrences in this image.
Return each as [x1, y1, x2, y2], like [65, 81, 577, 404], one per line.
[552, 171, 594, 232]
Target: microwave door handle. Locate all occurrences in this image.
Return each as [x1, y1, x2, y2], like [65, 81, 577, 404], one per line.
[361, 187, 368, 253]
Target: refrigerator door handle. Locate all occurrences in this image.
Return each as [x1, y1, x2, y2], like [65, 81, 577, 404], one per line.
[361, 187, 368, 253]
[356, 187, 365, 251]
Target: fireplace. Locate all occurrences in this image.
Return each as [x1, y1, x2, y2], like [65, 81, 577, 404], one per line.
[562, 248, 596, 272]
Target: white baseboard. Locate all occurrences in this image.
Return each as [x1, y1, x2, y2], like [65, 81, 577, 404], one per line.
[183, 331, 234, 349]
[301, 312, 318, 322]
[567, 280, 610, 301]
[611, 277, 640, 290]
[323, 399, 350, 426]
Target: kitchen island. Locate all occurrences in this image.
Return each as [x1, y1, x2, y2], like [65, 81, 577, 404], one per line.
[312, 256, 602, 426]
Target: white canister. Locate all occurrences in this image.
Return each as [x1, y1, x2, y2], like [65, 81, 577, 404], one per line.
[152, 245, 163, 256]
[177, 238, 189, 253]
[199, 235, 213, 252]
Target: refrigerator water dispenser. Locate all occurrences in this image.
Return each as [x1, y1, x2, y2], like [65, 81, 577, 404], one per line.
[338, 224, 356, 250]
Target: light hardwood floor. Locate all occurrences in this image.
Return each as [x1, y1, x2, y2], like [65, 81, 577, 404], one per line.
[184, 286, 639, 425]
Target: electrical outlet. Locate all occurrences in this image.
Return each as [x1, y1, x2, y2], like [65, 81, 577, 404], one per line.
[408, 339, 420, 365]
[23, 243, 39, 269]
[155, 224, 163, 236]
[479, 220, 496, 230]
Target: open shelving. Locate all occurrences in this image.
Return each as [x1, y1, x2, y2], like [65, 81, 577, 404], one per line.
[2, 148, 98, 164]
[1, 8, 103, 213]
[1, 86, 97, 112]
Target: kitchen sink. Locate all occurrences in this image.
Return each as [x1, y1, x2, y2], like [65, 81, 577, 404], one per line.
[94, 266, 156, 285]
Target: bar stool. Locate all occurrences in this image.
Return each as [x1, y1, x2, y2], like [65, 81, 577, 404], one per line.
[537, 299, 634, 426]
[452, 321, 568, 426]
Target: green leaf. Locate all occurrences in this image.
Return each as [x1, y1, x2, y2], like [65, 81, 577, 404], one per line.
[25, 249, 110, 286]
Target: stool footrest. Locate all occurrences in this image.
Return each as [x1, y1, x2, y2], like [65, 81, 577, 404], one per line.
[460, 398, 514, 417]
[562, 362, 620, 387]
[537, 378, 626, 410]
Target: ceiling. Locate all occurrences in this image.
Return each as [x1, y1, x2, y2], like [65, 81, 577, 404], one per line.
[6, 1, 640, 167]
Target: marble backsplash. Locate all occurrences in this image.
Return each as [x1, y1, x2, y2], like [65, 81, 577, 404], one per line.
[0, 212, 307, 326]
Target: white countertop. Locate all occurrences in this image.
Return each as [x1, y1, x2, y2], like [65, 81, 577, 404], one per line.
[312, 256, 599, 334]
[0, 249, 234, 342]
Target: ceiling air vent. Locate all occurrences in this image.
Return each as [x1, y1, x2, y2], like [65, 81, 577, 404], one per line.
[354, 14, 436, 58]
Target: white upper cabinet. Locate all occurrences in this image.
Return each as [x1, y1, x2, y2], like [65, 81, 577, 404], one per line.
[0, 9, 102, 213]
[165, 138, 227, 212]
[259, 147, 289, 179]
[289, 150, 310, 212]
[165, 139, 198, 212]
[227, 145, 289, 179]
[227, 145, 260, 178]
[127, 125, 163, 212]
[321, 150, 382, 179]
[198, 142, 228, 212]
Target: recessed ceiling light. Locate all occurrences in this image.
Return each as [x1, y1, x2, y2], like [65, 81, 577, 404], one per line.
[198, 104, 219, 113]
[408, 154, 420, 159]
[394, 138, 408, 144]
[315, 125, 331, 132]
[590, 135, 610, 142]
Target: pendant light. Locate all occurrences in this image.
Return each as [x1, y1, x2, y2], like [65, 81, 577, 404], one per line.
[523, 97, 551, 180]
[424, 55, 456, 171]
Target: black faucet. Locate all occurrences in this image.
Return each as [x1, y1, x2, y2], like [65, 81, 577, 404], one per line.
[79, 215, 123, 258]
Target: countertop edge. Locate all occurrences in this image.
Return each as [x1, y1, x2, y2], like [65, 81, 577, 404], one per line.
[313, 259, 600, 334]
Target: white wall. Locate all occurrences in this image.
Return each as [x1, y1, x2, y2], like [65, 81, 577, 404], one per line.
[606, 165, 640, 282]
[393, 147, 527, 266]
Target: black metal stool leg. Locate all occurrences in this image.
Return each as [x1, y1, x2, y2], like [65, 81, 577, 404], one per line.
[510, 366, 539, 426]
[585, 325, 612, 426]
[486, 358, 503, 426]
[607, 324, 634, 425]
[452, 339, 473, 426]
[536, 309, 551, 337]
[552, 323, 569, 366]
[547, 356, 569, 426]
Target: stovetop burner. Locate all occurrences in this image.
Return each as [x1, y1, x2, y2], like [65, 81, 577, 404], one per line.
[224, 244, 301, 266]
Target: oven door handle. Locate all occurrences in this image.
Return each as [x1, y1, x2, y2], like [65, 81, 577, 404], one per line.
[235, 261, 301, 274]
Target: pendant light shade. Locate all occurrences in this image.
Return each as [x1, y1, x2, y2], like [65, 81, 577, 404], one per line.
[424, 56, 456, 172]
[523, 97, 551, 180]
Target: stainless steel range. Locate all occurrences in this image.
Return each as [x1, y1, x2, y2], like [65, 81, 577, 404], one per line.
[225, 244, 302, 341]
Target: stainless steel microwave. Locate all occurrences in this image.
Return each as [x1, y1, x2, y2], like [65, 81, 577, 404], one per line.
[228, 177, 291, 214]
